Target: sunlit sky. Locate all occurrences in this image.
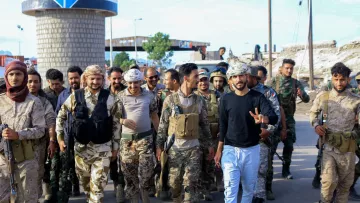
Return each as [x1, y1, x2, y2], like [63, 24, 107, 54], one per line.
[0, 0, 359, 62]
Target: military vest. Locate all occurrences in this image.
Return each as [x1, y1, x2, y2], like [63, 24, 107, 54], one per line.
[167, 93, 200, 140]
[275, 76, 297, 116]
[194, 90, 219, 123]
[321, 91, 357, 153]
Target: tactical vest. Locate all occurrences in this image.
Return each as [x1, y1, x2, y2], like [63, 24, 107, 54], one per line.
[167, 93, 200, 140]
[321, 91, 357, 153]
[11, 140, 35, 163]
[275, 76, 296, 115]
[72, 89, 113, 145]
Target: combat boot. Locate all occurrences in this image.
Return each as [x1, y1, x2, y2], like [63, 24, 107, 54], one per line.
[350, 175, 360, 201]
[282, 164, 293, 179]
[266, 190, 275, 200]
[42, 182, 52, 201]
[252, 197, 265, 203]
[141, 190, 150, 203]
[312, 167, 321, 189]
[72, 184, 80, 196]
[116, 184, 125, 203]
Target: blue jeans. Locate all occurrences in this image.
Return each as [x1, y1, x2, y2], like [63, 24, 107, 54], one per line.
[221, 144, 260, 203]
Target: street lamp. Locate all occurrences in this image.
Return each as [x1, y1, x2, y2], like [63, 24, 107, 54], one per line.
[134, 18, 142, 62]
[17, 25, 24, 56]
[110, 17, 113, 67]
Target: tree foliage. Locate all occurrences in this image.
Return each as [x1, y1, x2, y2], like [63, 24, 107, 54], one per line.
[113, 51, 130, 67]
[143, 32, 173, 66]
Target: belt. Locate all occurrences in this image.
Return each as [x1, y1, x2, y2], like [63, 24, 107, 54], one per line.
[121, 129, 153, 140]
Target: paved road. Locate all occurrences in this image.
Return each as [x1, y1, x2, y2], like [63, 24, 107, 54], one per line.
[48, 114, 359, 203]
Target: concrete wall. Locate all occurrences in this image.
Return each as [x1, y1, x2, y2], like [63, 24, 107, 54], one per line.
[36, 9, 105, 85]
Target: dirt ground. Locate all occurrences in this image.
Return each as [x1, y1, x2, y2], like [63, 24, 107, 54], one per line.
[295, 90, 318, 116]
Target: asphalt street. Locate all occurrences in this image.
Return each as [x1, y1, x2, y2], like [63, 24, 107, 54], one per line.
[44, 114, 360, 203]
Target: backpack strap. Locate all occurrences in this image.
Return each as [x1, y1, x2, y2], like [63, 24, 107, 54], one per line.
[74, 89, 86, 106]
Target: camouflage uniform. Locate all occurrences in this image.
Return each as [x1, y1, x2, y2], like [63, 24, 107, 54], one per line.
[118, 88, 158, 200]
[44, 86, 65, 201]
[194, 89, 220, 198]
[251, 83, 281, 200]
[33, 95, 57, 199]
[0, 93, 46, 202]
[268, 75, 309, 177]
[157, 91, 212, 203]
[310, 89, 360, 203]
[56, 87, 122, 203]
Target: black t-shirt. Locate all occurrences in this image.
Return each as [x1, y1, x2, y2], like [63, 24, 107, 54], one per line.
[219, 90, 278, 148]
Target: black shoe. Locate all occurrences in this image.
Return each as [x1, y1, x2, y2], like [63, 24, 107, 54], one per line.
[72, 185, 80, 197]
[266, 190, 275, 200]
[350, 187, 360, 201]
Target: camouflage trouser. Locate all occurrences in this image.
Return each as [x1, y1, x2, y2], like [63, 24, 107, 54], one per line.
[0, 155, 39, 203]
[198, 146, 215, 194]
[50, 146, 61, 201]
[168, 146, 202, 203]
[266, 132, 280, 191]
[254, 142, 269, 199]
[34, 137, 48, 199]
[75, 149, 111, 203]
[110, 157, 125, 186]
[58, 149, 79, 203]
[321, 147, 355, 203]
[120, 135, 154, 199]
[280, 116, 296, 166]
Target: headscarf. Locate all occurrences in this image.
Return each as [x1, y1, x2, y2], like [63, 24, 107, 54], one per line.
[80, 65, 105, 88]
[124, 69, 144, 82]
[5, 61, 29, 102]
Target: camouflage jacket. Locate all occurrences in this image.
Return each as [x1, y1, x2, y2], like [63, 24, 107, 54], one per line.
[56, 87, 122, 152]
[310, 89, 360, 134]
[268, 75, 310, 116]
[43, 86, 65, 111]
[157, 90, 212, 150]
[0, 93, 46, 150]
[252, 82, 281, 134]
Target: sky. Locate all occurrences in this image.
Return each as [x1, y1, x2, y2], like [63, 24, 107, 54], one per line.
[0, 0, 359, 63]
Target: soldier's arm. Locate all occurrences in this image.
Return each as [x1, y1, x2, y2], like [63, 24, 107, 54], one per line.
[18, 97, 46, 140]
[150, 95, 159, 132]
[199, 98, 212, 149]
[56, 94, 73, 142]
[265, 89, 281, 134]
[309, 92, 323, 128]
[156, 97, 171, 149]
[111, 98, 122, 152]
[44, 99, 57, 141]
[297, 80, 310, 103]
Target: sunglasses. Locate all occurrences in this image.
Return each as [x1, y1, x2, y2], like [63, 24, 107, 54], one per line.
[212, 67, 227, 75]
[147, 75, 159, 80]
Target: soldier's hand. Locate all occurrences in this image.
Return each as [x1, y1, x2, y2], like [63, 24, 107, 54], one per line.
[58, 140, 67, 152]
[2, 128, 19, 140]
[315, 125, 326, 136]
[280, 129, 287, 141]
[121, 119, 137, 131]
[156, 148, 162, 161]
[214, 151, 222, 168]
[111, 150, 118, 161]
[208, 147, 215, 161]
[48, 141, 57, 159]
[297, 88, 302, 97]
[259, 128, 270, 140]
[157, 90, 163, 98]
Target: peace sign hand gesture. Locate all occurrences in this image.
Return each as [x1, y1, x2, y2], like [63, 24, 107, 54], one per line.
[249, 108, 269, 124]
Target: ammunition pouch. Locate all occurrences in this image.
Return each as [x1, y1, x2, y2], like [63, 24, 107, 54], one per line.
[168, 113, 199, 140]
[209, 123, 219, 139]
[11, 140, 35, 163]
[327, 131, 358, 153]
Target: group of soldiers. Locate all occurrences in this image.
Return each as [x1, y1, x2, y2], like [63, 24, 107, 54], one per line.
[0, 57, 359, 203]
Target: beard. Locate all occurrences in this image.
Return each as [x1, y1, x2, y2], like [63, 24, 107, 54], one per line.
[70, 83, 80, 90]
[232, 81, 247, 91]
[334, 86, 347, 93]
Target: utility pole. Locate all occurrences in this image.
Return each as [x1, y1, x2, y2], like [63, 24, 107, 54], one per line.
[110, 17, 113, 67]
[134, 18, 142, 63]
[17, 25, 24, 56]
[268, 0, 273, 79]
[308, 0, 314, 90]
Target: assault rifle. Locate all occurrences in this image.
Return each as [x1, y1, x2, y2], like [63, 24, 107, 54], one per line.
[0, 124, 17, 203]
[263, 137, 285, 165]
